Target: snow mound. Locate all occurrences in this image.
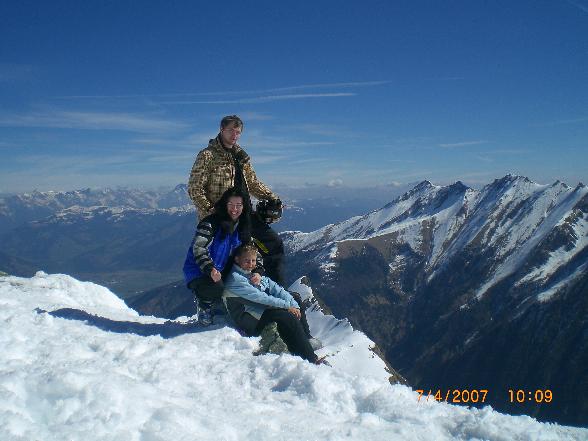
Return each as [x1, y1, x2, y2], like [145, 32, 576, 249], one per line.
[0, 272, 585, 441]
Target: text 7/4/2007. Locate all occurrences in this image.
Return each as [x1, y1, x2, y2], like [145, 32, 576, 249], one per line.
[416, 389, 488, 403]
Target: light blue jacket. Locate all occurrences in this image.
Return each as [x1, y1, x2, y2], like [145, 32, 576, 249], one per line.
[223, 264, 298, 320]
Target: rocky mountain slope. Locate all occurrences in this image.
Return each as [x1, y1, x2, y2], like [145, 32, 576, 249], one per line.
[283, 175, 588, 426]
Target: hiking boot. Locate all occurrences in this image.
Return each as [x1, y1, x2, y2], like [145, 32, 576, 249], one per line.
[196, 300, 214, 326]
[254, 322, 288, 355]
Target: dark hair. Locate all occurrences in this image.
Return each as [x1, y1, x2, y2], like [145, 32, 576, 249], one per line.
[220, 115, 244, 130]
[214, 187, 251, 241]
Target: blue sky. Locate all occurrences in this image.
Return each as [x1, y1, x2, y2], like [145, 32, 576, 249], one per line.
[1, 0, 587, 193]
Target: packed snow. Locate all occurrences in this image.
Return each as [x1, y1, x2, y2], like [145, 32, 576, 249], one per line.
[1, 272, 586, 441]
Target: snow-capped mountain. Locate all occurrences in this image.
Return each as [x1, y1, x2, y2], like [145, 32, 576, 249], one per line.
[0, 185, 192, 234]
[283, 175, 588, 426]
[286, 175, 587, 300]
[0, 183, 404, 294]
[0, 183, 409, 236]
[1, 271, 585, 440]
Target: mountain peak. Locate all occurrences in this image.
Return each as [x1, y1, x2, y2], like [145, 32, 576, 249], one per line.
[500, 174, 532, 184]
[391, 180, 436, 205]
[551, 179, 571, 189]
[486, 174, 534, 193]
[448, 180, 469, 193]
[414, 180, 434, 191]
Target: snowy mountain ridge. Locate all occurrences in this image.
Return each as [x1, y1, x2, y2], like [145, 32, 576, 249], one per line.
[35, 204, 195, 225]
[0, 185, 192, 234]
[0, 184, 190, 213]
[1, 271, 586, 440]
[285, 174, 588, 304]
[282, 175, 588, 426]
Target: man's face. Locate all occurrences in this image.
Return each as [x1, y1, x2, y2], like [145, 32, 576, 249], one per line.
[235, 251, 257, 271]
[219, 123, 242, 147]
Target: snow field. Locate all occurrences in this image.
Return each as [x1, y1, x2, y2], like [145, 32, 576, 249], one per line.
[1, 272, 586, 441]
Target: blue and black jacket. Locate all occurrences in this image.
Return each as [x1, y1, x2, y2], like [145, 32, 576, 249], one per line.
[183, 213, 243, 286]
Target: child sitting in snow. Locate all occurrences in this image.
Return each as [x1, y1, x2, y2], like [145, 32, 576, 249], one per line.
[223, 242, 323, 364]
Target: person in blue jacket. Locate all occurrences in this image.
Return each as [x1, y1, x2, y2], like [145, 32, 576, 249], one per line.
[183, 186, 256, 326]
[223, 242, 323, 363]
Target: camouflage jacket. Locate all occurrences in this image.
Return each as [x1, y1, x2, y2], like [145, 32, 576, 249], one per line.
[188, 136, 278, 218]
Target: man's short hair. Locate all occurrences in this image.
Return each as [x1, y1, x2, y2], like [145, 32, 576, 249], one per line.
[220, 115, 244, 130]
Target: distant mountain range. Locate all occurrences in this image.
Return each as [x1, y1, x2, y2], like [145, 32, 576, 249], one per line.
[0, 184, 192, 235]
[282, 174, 588, 426]
[2, 175, 585, 425]
[0, 183, 409, 235]
[0, 204, 194, 295]
[0, 183, 403, 295]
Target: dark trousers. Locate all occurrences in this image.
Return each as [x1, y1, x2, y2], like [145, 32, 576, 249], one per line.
[188, 277, 224, 303]
[290, 292, 311, 338]
[261, 256, 285, 287]
[255, 309, 317, 363]
[251, 219, 285, 286]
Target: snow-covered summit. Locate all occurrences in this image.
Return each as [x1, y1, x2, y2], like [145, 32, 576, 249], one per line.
[286, 175, 588, 303]
[281, 176, 588, 426]
[1, 272, 585, 440]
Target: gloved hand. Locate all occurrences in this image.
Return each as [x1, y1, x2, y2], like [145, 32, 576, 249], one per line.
[267, 198, 282, 209]
[256, 198, 283, 224]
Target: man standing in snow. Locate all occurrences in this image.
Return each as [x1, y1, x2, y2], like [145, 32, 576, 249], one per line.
[188, 115, 279, 220]
[187, 115, 285, 283]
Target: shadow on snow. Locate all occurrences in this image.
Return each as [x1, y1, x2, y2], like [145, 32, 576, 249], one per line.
[34, 307, 224, 339]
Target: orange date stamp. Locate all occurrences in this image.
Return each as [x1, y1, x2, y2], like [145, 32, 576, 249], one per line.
[416, 389, 554, 404]
[416, 389, 489, 404]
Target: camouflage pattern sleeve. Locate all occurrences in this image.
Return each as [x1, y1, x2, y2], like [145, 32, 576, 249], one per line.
[188, 150, 214, 216]
[243, 161, 278, 201]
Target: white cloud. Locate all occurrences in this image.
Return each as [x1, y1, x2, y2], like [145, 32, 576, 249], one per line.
[164, 93, 356, 105]
[56, 80, 389, 100]
[566, 0, 588, 14]
[328, 178, 344, 187]
[439, 140, 488, 148]
[0, 110, 189, 133]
